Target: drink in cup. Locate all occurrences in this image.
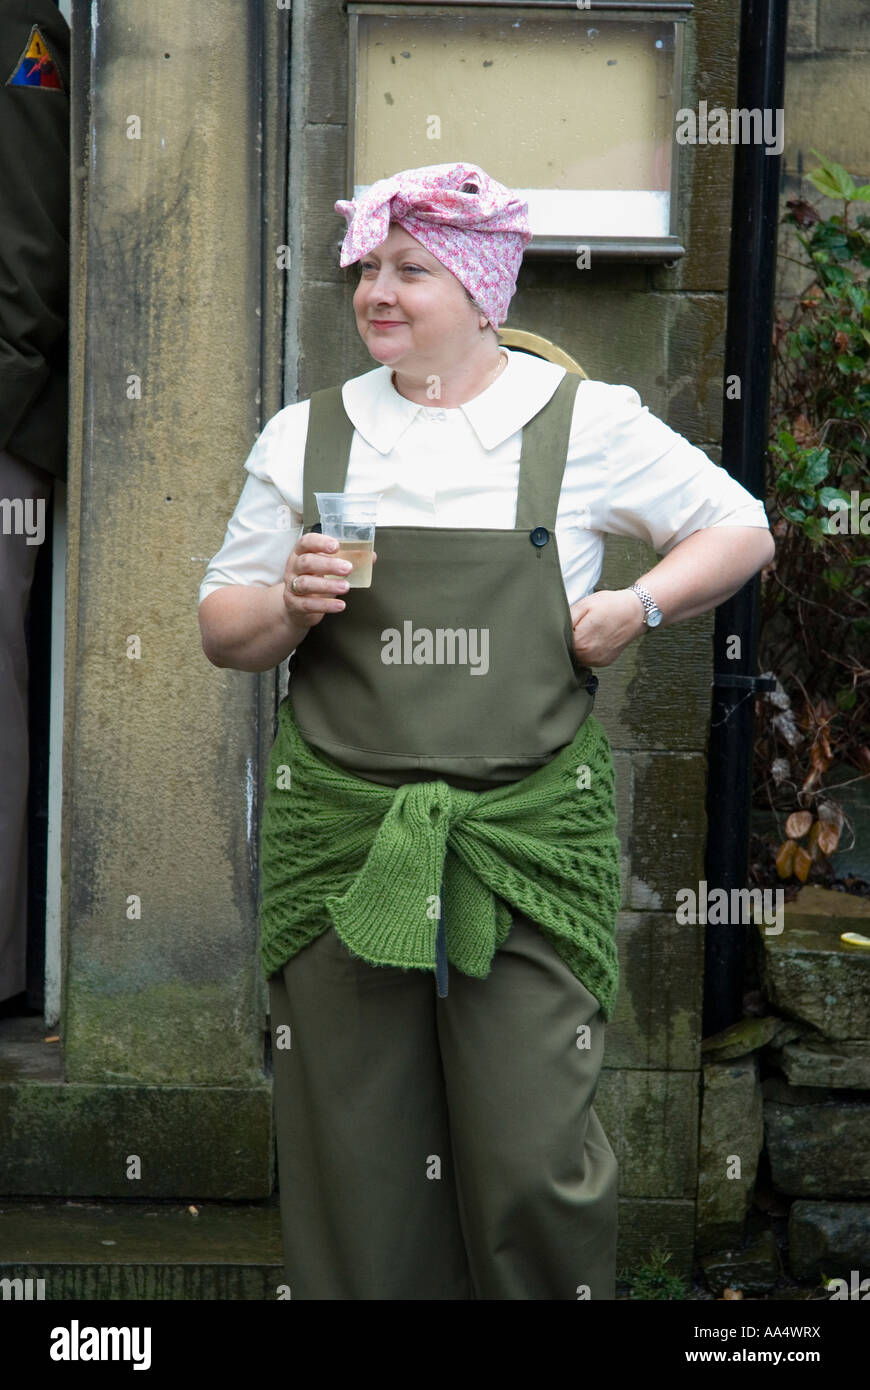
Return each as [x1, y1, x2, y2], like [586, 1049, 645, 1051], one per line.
[314, 492, 380, 588]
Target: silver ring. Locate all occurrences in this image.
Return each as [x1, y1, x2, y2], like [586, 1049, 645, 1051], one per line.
[291, 575, 301, 595]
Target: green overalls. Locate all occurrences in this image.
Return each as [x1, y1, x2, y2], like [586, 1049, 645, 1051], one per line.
[267, 369, 619, 1299]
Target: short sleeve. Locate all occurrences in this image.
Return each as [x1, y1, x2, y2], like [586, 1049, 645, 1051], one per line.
[198, 411, 305, 603]
[602, 385, 770, 554]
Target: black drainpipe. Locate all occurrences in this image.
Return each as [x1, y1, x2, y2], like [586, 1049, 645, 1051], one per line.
[702, 0, 789, 1038]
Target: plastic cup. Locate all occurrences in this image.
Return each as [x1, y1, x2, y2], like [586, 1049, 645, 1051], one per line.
[314, 492, 380, 588]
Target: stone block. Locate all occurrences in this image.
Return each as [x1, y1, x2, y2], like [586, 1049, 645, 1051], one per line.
[818, 0, 870, 50]
[757, 892, 870, 1041]
[598, 535, 715, 754]
[301, 122, 348, 285]
[596, 1067, 699, 1199]
[0, 1195, 282, 1300]
[763, 1079, 870, 1198]
[615, 1199, 696, 1287]
[769, 1036, 870, 1090]
[787, 0, 818, 51]
[700, 1228, 783, 1296]
[787, 1199, 870, 1279]
[627, 752, 709, 910]
[782, 56, 870, 183]
[606, 912, 703, 1071]
[300, 0, 349, 125]
[0, 1082, 272, 1198]
[696, 1056, 764, 1254]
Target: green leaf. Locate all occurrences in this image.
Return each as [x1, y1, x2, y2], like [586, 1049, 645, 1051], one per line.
[853, 184, 870, 202]
[808, 168, 849, 200]
[808, 152, 857, 199]
[782, 505, 806, 522]
[819, 487, 853, 507]
[836, 687, 857, 711]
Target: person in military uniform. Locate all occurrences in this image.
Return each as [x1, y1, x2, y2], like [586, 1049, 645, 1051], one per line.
[0, 0, 70, 1014]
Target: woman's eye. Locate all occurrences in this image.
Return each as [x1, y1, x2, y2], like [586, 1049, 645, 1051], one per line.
[358, 262, 423, 273]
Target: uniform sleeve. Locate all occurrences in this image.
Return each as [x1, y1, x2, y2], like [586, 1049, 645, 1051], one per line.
[0, 8, 71, 450]
[198, 412, 304, 604]
[602, 384, 770, 553]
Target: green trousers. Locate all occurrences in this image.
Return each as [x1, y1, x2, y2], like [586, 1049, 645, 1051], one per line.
[268, 909, 618, 1300]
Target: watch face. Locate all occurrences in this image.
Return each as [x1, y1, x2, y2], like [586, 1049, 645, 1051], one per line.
[647, 608, 663, 628]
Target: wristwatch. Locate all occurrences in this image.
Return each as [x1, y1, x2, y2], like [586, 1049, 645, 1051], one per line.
[628, 582, 663, 629]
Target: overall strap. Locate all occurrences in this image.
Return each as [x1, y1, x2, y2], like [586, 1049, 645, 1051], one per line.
[301, 386, 355, 529]
[514, 371, 582, 532]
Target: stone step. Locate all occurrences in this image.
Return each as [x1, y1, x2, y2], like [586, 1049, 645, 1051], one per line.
[0, 1015, 273, 1197]
[0, 1196, 283, 1300]
[756, 885, 870, 1040]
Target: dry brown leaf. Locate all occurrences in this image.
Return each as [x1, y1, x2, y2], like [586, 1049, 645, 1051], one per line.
[776, 840, 798, 878]
[44, 1035, 59, 1044]
[817, 801, 844, 856]
[794, 846, 813, 882]
[807, 821, 822, 859]
[792, 414, 820, 447]
[818, 823, 840, 856]
[785, 810, 813, 839]
[721, 1287, 745, 1300]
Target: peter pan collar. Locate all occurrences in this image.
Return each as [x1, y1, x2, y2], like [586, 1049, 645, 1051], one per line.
[340, 347, 567, 455]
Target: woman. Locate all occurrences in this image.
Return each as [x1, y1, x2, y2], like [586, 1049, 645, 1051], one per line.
[198, 162, 775, 1300]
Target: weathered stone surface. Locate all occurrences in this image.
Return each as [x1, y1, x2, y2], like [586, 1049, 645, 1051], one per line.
[768, 1036, 870, 1090]
[0, 1195, 283, 1299]
[612, 750, 633, 908]
[301, 0, 348, 125]
[787, 0, 818, 51]
[696, 1057, 763, 1254]
[788, 1199, 870, 1279]
[616, 1198, 696, 1285]
[598, 533, 715, 754]
[817, 0, 870, 50]
[700, 1228, 783, 1297]
[757, 892, 870, 1040]
[0, 1082, 272, 1198]
[65, 1, 271, 1098]
[763, 1081, 870, 1198]
[596, 1068, 699, 1199]
[299, 280, 372, 393]
[606, 913, 703, 1071]
[701, 1014, 803, 1062]
[301, 123, 348, 286]
[626, 753, 709, 911]
[654, 0, 741, 296]
[782, 56, 870, 182]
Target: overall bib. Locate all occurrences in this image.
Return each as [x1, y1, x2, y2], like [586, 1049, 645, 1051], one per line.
[267, 370, 619, 1299]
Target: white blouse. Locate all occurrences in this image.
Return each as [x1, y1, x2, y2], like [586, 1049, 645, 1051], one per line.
[199, 347, 771, 609]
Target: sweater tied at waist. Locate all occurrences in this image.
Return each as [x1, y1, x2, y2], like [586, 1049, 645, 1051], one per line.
[258, 696, 623, 1019]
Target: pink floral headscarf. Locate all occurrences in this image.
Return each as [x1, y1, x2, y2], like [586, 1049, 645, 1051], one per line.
[334, 162, 531, 328]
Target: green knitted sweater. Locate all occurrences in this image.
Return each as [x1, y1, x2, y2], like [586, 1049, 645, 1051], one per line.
[258, 698, 623, 1020]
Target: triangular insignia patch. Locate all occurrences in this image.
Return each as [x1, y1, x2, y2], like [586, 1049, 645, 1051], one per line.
[7, 24, 64, 92]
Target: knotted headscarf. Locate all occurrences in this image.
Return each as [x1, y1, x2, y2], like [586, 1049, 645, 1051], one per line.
[334, 162, 531, 328]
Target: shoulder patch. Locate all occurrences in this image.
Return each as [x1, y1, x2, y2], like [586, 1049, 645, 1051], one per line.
[7, 24, 65, 92]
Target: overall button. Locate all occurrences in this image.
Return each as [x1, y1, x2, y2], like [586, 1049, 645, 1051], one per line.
[530, 526, 550, 547]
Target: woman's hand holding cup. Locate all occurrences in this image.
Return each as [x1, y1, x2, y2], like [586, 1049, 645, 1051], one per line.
[283, 532, 377, 628]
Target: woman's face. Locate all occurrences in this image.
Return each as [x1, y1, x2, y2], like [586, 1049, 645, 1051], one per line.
[352, 223, 483, 370]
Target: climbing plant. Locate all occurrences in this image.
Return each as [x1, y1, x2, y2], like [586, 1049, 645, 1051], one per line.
[754, 152, 870, 889]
